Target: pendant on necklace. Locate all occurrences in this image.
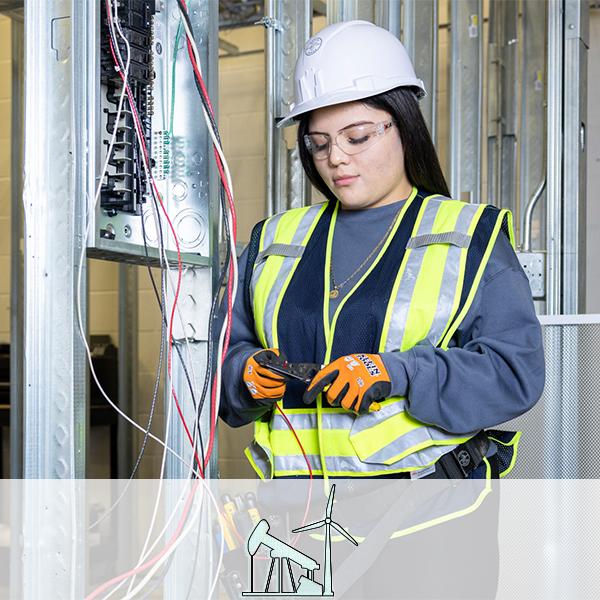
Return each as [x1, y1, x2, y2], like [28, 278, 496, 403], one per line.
[329, 288, 340, 299]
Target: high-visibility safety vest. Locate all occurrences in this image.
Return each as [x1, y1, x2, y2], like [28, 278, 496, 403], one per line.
[244, 187, 515, 480]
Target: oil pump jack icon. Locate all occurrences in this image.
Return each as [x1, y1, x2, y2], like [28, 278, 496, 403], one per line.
[243, 484, 358, 597]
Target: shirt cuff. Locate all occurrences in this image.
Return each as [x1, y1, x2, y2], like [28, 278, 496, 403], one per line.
[379, 350, 417, 398]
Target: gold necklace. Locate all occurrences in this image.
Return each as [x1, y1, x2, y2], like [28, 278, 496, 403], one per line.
[329, 205, 403, 299]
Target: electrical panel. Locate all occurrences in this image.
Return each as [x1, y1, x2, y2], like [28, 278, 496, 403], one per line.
[99, 0, 156, 216]
[87, 0, 216, 266]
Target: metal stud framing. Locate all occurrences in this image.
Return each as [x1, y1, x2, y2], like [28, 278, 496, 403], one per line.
[264, 0, 311, 215]
[22, 1, 87, 596]
[562, 0, 589, 314]
[401, 0, 437, 141]
[449, 0, 483, 204]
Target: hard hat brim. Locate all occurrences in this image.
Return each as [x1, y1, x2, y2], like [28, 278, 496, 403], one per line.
[275, 78, 427, 129]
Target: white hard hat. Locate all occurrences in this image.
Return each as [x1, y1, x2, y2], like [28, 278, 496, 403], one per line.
[276, 20, 426, 129]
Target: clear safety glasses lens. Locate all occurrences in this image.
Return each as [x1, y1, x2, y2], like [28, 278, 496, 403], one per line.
[304, 121, 393, 160]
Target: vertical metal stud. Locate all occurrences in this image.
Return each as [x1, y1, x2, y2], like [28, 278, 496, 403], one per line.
[10, 14, 24, 479]
[499, 0, 519, 216]
[374, 0, 401, 39]
[546, 0, 562, 315]
[401, 0, 437, 140]
[519, 1, 547, 252]
[163, 1, 218, 597]
[562, 0, 588, 314]
[264, 0, 310, 215]
[22, 0, 86, 597]
[9, 12, 25, 600]
[449, 0, 483, 204]
[327, 0, 376, 23]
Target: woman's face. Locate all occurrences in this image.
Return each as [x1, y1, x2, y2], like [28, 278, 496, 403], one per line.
[308, 101, 413, 210]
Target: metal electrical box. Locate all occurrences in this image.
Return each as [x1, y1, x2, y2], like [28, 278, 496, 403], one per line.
[86, 0, 215, 266]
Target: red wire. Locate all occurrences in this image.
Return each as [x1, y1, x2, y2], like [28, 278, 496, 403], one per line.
[86, 478, 201, 600]
[275, 405, 313, 479]
[177, 20, 239, 470]
[107, 35, 204, 475]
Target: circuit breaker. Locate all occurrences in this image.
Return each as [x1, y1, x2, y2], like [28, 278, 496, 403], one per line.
[87, 0, 216, 266]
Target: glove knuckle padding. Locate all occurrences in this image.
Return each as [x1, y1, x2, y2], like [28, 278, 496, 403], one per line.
[244, 347, 287, 401]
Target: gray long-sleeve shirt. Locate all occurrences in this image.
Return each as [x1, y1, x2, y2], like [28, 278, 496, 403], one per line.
[220, 199, 545, 439]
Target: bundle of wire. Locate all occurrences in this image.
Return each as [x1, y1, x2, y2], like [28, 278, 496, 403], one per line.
[84, 0, 238, 597]
[85, 0, 318, 596]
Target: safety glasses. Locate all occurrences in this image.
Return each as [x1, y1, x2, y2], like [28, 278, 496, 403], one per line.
[303, 120, 393, 160]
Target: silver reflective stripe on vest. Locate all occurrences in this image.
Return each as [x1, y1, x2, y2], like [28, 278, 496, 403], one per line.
[274, 454, 322, 474]
[273, 453, 447, 476]
[347, 399, 409, 434]
[271, 411, 355, 431]
[384, 199, 443, 352]
[359, 428, 460, 467]
[250, 212, 284, 310]
[348, 400, 473, 469]
[406, 231, 472, 249]
[258, 204, 324, 348]
[257, 243, 305, 262]
[426, 203, 481, 346]
[247, 439, 273, 479]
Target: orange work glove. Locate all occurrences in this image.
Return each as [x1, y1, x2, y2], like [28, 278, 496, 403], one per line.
[243, 348, 287, 402]
[303, 353, 391, 414]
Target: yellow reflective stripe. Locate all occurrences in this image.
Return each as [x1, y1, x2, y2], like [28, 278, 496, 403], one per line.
[244, 447, 266, 479]
[440, 208, 507, 350]
[320, 188, 419, 482]
[252, 213, 282, 347]
[504, 210, 516, 249]
[271, 204, 327, 347]
[378, 192, 436, 352]
[400, 202, 463, 350]
[489, 430, 521, 478]
[252, 205, 326, 348]
[349, 406, 423, 452]
[270, 428, 359, 457]
[327, 187, 420, 360]
[390, 462, 492, 539]
[433, 203, 486, 348]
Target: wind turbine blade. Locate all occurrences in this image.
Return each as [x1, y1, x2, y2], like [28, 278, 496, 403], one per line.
[326, 484, 336, 518]
[292, 520, 326, 533]
[330, 521, 358, 546]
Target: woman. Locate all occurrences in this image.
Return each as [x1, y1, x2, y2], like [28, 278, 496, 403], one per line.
[220, 20, 545, 483]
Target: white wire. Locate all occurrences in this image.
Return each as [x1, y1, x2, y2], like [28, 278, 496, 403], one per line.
[74, 6, 202, 481]
[116, 2, 240, 593]
[121, 480, 225, 600]
[180, 10, 202, 78]
[94, 2, 237, 596]
[104, 5, 227, 598]
[102, 6, 203, 598]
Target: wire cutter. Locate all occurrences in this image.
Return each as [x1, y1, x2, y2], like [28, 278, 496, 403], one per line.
[254, 352, 381, 412]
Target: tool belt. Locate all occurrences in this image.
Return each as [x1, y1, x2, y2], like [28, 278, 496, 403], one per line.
[424, 429, 520, 479]
[424, 430, 491, 479]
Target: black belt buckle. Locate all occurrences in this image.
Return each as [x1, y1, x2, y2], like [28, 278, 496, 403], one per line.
[446, 431, 490, 478]
[450, 446, 476, 478]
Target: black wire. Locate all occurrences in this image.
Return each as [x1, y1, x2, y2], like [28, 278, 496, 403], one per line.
[176, 0, 233, 439]
[141, 200, 207, 468]
[175, 4, 235, 599]
[106, 0, 207, 471]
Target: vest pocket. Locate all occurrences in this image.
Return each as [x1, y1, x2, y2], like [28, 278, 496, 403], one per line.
[347, 397, 465, 470]
[486, 429, 521, 478]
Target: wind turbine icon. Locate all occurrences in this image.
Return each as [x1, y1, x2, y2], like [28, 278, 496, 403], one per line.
[292, 484, 358, 596]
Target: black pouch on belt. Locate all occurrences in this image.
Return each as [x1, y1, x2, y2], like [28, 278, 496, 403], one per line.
[486, 429, 521, 477]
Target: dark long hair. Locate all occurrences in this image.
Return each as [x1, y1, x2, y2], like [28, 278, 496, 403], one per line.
[297, 87, 451, 202]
